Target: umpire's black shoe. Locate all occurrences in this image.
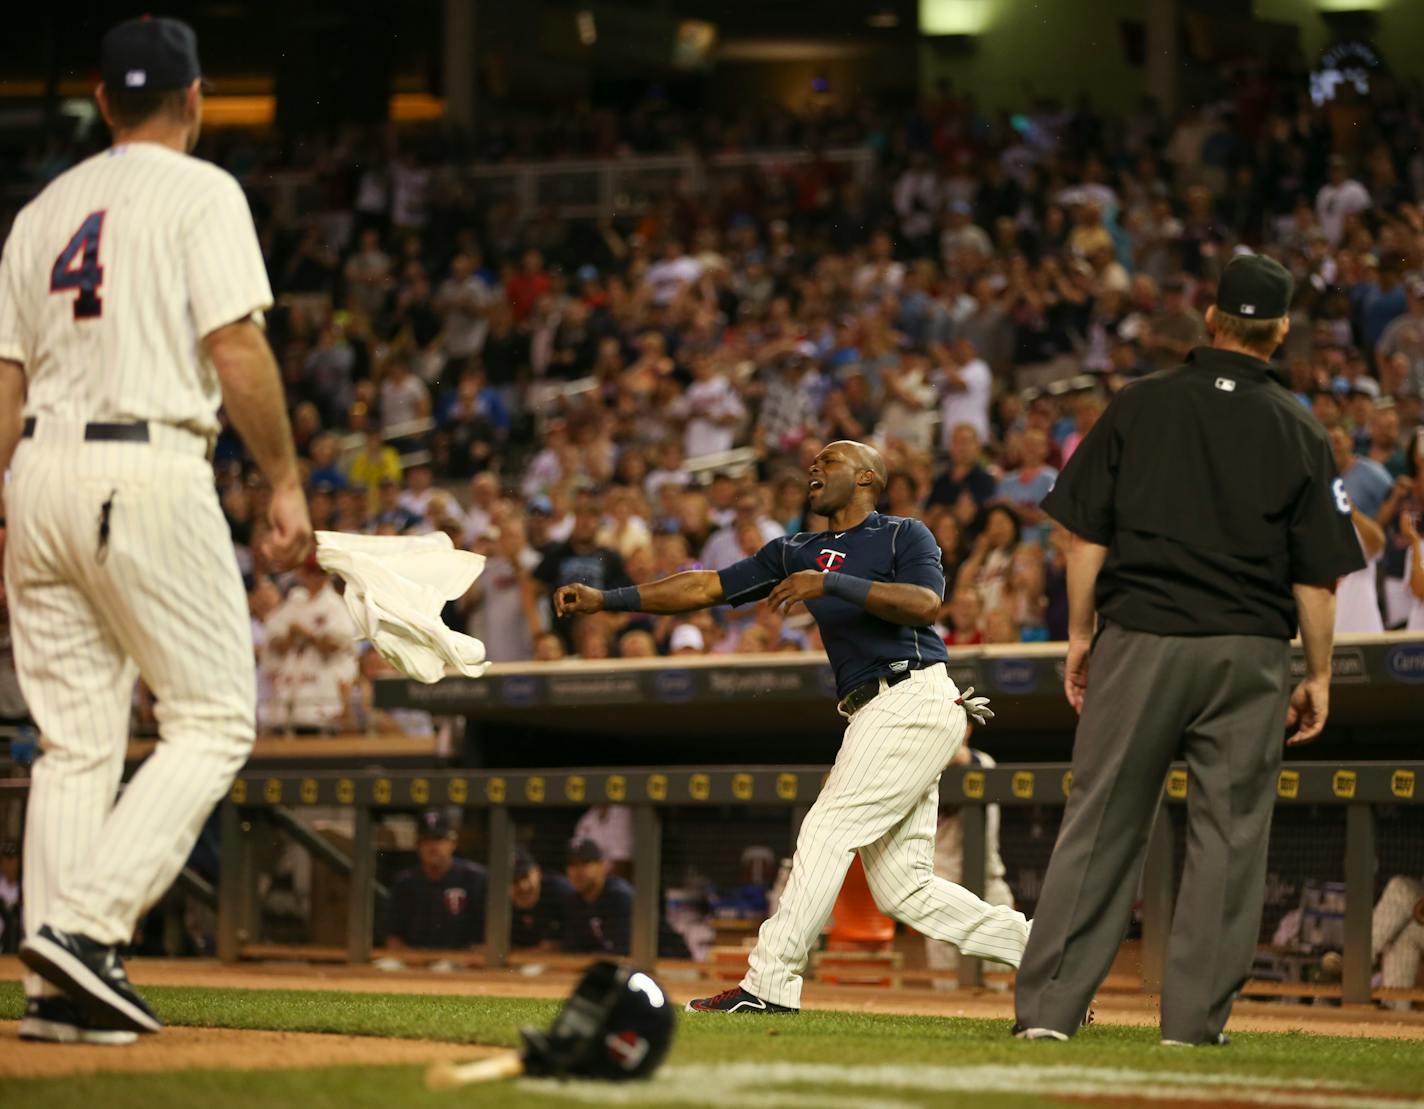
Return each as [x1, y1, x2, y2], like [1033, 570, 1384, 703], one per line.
[685, 987, 797, 1014]
[18, 995, 139, 1045]
[20, 925, 162, 1034]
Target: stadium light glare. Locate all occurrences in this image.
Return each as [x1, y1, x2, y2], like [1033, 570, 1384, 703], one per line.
[918, 0, 994, 36]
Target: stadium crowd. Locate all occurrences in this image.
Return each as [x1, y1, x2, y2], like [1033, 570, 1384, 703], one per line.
[12, 83, 1424, 733]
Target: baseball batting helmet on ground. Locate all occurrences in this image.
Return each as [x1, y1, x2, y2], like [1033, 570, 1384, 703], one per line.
[521, 960, 676, 1081]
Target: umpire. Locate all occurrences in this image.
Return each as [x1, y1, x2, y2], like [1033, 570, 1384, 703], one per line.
[1013, 255, 1364, 1045]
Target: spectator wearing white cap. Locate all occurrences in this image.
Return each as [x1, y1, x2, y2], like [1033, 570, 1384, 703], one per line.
[669, 623, 706, 655]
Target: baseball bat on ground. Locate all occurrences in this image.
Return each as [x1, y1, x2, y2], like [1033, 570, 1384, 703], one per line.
[425, 1050, 526, 1090]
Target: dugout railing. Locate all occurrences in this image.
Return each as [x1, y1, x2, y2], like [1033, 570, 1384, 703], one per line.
[168, 759, 1422, 1006]
[1, 759, 1418, 1002]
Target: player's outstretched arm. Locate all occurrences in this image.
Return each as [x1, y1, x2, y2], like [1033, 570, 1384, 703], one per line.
[554, 571, 725, 617]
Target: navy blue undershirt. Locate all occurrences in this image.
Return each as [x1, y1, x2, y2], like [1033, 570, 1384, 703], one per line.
[718, 511, 949, 699]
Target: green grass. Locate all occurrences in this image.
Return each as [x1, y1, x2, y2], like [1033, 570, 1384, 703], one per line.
[3, 982, 1423, 1108]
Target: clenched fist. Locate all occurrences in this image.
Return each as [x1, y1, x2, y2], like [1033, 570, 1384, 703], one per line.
[554, 583, 604, 616]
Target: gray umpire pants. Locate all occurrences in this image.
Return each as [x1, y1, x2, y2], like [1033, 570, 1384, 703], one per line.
[1014, 623, 1291, 1043]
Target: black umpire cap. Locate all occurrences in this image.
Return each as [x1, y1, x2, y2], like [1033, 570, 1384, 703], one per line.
[1216, 254, 1293, 321]
[101, 16, 204, 92]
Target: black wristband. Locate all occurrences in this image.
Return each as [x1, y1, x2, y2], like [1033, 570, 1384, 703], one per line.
[822, 572, 872, 607]
[601, 585, 642, 612]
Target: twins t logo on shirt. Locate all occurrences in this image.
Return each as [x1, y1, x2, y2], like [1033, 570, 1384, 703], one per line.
[444, 887, 467, 915]
[816, 549, 847, 572]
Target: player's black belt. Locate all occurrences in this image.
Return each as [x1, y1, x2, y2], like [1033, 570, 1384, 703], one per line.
[837, 660, 945, 718]
[21, 417, 150, 442]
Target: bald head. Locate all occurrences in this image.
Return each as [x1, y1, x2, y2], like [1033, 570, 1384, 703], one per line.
[829, 440, 887, 496]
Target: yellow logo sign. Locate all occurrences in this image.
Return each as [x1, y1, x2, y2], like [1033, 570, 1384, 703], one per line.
[1011, 771, 1035, 799]
[647, 774, 668, 801]
[565, 775, 586, 803]
[1166, 769, 1188, 800]
[1332, 770, 1356, 799]
[606, 775, 626, 802]
[776, 773, 798, 801]
[231, 780, 247, 804]
[1277, 770, 1299, 799]
[1392, 770, 1415, 800]
[447, 779, 468, 804]
[526, 776, 546, 803]
[336, 778, 354, 805]
[1061, 771, 1073, 798]
[372, 778, 392, 805]
[410, 778, 430, 805]
[300, 778, 318, 805]
[264, 778, 283, 804]
[732, 773, 754, 801]
[963, 771, 985, 800]
[689, 773, 711, 801]
[486, 777, 506, 804]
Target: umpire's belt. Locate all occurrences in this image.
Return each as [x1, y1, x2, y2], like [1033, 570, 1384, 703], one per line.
[22, 417, 214, 461]
[837, 660, 944, 718]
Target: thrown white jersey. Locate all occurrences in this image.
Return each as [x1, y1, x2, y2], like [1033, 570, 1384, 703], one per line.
[0, 141, 271, 435]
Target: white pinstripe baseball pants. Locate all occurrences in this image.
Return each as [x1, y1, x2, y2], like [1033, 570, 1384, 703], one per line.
[1374, 875, 1424, 1005]
[741, 665, 1030, 1009]
[7, 420, 254, 995]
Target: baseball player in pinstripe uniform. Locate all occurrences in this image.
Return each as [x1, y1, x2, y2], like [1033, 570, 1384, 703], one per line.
[556, 440, 1028, 1013]
[0, 17, 312, 1042]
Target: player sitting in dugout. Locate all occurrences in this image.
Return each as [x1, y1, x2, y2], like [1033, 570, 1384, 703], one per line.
[382, 810, 487, 950]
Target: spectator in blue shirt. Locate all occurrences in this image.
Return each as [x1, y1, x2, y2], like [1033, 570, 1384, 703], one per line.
[995, 427, 1060, 541]
[1330, 424, 1394, 519]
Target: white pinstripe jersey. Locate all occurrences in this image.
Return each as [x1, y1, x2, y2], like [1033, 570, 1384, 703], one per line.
[0, 141, 271, 435]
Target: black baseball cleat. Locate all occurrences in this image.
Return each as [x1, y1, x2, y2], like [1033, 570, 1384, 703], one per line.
[685, 987, 797, 1014]
[20, 925, 162, 1034]
[18, 995, 139, 1045]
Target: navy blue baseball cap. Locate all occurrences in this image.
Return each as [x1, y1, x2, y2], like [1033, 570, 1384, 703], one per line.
[101, 16, 204, 93]
[416, 809, 455, 840]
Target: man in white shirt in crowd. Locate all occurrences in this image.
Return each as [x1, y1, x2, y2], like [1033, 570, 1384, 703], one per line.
[573, 805, 634, 880]
[263, 557, 359, 733]
[462, 523, 541, 662]
[379, 357, 432, 432]
[434, 252, 495, 361]
[343, 228, 392, 320]
[877, 351, 939, 455]
[644, 240, 703, 307]
[679, 354, 745, 459]
[937, 338, 993, 447]
[1335, 506, 1386, 635]
[1315, 154, 1371, 247]
[940, 201, 993, 265]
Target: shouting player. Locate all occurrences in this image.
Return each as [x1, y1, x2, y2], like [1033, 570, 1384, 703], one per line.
[556, 440, 1028, 1013]
[0, 17, 312, 1041]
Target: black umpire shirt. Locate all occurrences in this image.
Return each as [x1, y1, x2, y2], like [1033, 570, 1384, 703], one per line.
[383, 858, 488, 948]
[1042, 347, 1364, 639]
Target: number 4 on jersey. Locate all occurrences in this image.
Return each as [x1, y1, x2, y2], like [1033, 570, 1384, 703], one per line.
[50, 210, 107, 320]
